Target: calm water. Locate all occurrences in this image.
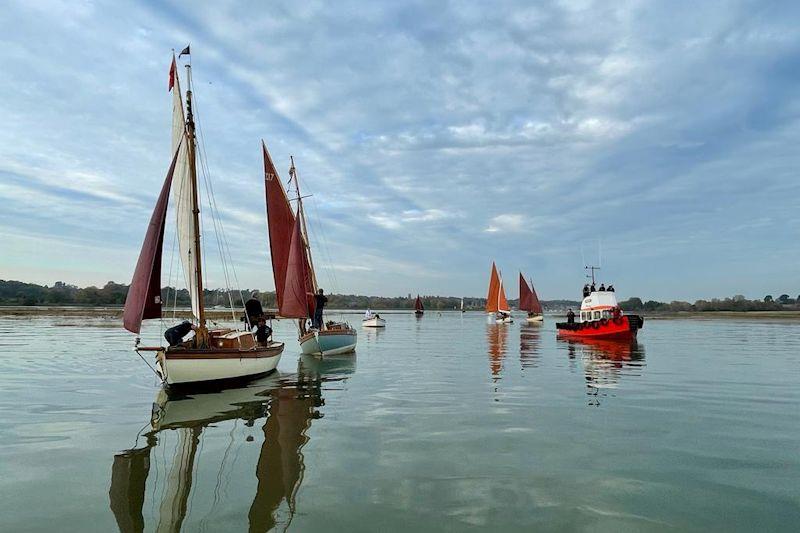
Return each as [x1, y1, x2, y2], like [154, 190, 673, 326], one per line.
[0, 312, 798, 532]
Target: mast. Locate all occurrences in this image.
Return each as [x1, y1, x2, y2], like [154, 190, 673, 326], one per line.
[585, 265, 600, 286]
[185, 64, 206, 330]
[289, 157, 318, 292]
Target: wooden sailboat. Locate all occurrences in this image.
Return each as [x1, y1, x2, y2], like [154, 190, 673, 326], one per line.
[263, 146, 357, 356]
[414, 294, 424, 316]
[123, 53, 284, 385]
[519, 272, 544, 322]
[485, 262, 513, 323]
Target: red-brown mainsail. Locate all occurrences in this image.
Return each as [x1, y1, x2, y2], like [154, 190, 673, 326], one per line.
[281, 215, 314, 318]
[519, 273, 543, 315]
[123, 144, 182, 333]
[263, 141, 295, 312]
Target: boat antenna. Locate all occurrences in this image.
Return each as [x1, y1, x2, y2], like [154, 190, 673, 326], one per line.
[585, 265, 600, 285]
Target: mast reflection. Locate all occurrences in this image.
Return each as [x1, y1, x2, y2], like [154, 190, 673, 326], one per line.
[109, 355, 355, 532]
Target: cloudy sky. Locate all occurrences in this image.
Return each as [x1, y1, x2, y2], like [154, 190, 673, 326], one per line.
[1, 0, 799, 301]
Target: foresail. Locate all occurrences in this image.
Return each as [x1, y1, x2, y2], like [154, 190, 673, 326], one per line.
[498, 278, 510, 313]
[280, 216, 312, 318]
[529, 281, 543, 314]
[171, 68, 201, 320]
[123, 145, 182, 333]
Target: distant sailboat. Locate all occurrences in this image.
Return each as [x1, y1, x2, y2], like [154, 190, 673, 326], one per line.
[123, 52, 284, 385]
[414, 295, 424, 316]
[519, 273, 544, 322]
[263, 147, 357, 356]
[460, 297, 465, 313]
[485, 262, 512, 323]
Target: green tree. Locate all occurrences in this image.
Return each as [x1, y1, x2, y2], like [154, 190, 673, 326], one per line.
[764, 295, 773, 302]
[778, 294, 790, 303]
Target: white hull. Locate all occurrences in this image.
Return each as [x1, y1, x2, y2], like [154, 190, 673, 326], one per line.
[362, 317, 386, 327]
[526, 315, 544, 323]
[157, 343, 284, 385]
[495, 317, 513, 324]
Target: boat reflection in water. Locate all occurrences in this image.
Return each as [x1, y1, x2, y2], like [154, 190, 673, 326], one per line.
[519, 323, 542, 369]
[486, 323, 509, 380]
[560, 338, 645, 406]
[109, 354, 355, 532]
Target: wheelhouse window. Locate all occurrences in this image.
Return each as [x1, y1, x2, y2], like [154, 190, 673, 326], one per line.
[593, 311, 601, 320]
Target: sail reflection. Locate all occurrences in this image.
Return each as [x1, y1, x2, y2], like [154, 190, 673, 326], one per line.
[486, 323, 509, 380]
[519, 323, 542, 369]
[560, 338, 646, 406]
[109, 355, 355, 532]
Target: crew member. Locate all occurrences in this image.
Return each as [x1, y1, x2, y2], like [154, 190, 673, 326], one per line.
[582, 284, 590, 297]
[612, 307, 622, 319]
[599, 283, 606, 291]
[590, 283, 596, 292]
[313, 288, 328, 329]
[566, 309, 576, 324]
[607, 285, 615, 292]
[164, 321, 196, 347]
[255, 317, 272, 345]
[243, 292, 264, 328]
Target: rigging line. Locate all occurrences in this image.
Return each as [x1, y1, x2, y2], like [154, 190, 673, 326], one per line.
[192, 97, 248, 320]
[163, 206, 179, 332]
[294, 167, 339, 292]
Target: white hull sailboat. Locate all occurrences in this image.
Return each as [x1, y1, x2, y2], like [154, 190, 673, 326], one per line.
[263, 147, 357, 357]
[519, 272, 545, 323]
[486, 262, 513, 324]
[362, 315, 386, 328]
[123, 51, 283, 385]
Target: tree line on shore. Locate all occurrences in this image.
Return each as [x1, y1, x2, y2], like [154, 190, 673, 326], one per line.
[1, 280, 798, 313]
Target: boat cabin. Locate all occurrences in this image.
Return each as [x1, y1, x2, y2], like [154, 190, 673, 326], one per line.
[579, 291, 621, 323]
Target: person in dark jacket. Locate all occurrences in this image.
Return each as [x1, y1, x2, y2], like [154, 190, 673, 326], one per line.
[590, 283, 596, 292]
[255, 317, 272, 345]
[312, 289, 328, 329]
[599, 283, 606, 291]
[243, 292, 264, 327]
[582, 284, 590, 297]
[566, 309, 576, 324]
[164, 321, 196, 347]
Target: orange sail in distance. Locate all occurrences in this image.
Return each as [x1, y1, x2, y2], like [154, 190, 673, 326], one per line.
[485, 262, 510, 313]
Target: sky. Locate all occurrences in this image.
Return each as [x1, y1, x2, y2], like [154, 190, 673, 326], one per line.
[1, 0, 799, 302]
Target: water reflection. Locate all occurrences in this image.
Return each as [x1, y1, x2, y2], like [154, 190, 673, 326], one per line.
[560, 339, 646, 406]
[519, 323, 542, 369]
[109, 355, 355, 532]
[486, 323, 509, 380]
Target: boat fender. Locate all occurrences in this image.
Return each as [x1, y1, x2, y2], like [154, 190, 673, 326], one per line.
[592, 321, 600, 329]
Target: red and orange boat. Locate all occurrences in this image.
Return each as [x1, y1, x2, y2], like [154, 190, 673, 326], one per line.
[556, 272, 643, 341]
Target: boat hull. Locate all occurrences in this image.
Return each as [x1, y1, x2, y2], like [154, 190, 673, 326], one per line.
[556, 315, 643, 341]
[526, 315, 544, 323]
[362, 317, 386, 327]
[300, 329, 357, 356]
[157, 343, 284, 385]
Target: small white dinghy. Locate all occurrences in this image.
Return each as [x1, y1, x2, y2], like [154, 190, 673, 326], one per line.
[362, 311, 386, 328]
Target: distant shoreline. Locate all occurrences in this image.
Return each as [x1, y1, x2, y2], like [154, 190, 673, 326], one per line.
[1, 306, 799, 320]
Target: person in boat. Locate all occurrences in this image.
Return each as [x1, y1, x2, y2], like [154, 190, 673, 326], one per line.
[599, 283, 606, 291]
[364, 309, 373, 320]
[255, 316, 272, 345]
[612, 306, 622, 320]
[242, 292, 264, 327]
[313, 288, 328, 329]
[164, 320, 196, 347]
[583, 284, 590, 297]
[607, 284, 615, 292]
[590, 283, 596, 292]
[567, 309, 575, 324]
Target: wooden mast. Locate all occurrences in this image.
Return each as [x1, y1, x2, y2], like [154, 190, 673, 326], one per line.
[185, 64, 206, 337]
[289, 157, 318, 292]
